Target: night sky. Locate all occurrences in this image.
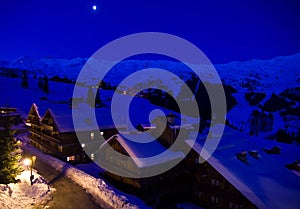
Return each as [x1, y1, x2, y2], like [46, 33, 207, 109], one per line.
[0, 0, 300, 63]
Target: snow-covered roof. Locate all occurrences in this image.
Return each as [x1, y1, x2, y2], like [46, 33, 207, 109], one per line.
[30, 92, 198, 134]
[186, 126, 300, 209]
[31, 103, 42, 119]
[35, 103, 126, 133]
[113, 133, 184, 168]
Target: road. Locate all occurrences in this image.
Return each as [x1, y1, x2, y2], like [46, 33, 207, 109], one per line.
[22, 151, 102, 209]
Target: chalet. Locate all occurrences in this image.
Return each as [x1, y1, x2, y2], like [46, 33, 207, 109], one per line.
[26, 103, 126, 163]
[185, 126, 300, 209]
[101, 119, 300, 208]
[0, 107, 22, 127]
[99, 132, 191, 207]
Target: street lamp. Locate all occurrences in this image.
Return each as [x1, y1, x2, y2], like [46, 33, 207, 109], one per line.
[23, 156, 36, 185]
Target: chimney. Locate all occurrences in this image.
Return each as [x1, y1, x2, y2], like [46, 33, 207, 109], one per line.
[166, 112, 176, 125]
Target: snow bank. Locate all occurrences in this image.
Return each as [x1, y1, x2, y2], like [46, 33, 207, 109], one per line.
[18, 134, 150, 209]
[0, 170, 53, 209]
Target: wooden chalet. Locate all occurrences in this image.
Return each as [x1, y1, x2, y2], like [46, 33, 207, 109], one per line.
[100, 132, 191, 207]
[0, 107, 22, 127]
[26, 103, 126, 163]
[100, 113, 300, 209]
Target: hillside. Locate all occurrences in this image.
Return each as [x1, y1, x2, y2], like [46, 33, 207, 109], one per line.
[0, 53, 300, 142]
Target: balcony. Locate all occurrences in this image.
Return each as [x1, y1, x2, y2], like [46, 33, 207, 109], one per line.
[28, 128, 61, 143]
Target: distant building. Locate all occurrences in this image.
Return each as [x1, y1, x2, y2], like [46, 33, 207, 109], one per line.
[0, 107, 22, 127]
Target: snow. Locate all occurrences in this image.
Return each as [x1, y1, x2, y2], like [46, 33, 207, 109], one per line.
[1, 52, 300, 207]
[17, 134, 150, 209]
[0, 169, 53, 209]
[186, 126, 300, 209]
[2, 53, 300, 92]
[111, 133, 184, 168]
[1, 52, 300, 137]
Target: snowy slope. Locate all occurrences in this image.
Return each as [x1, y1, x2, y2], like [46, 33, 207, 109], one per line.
[1, 52, 300, 137]
[1, 53, 299, 91]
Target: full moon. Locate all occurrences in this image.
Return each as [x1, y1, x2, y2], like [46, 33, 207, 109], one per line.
[92, 5, 97, 11]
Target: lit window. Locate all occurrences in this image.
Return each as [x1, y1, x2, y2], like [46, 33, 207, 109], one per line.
[67, 156, 75, 161]
[58, 145, 63, 152]
[91, 132, 94, 140]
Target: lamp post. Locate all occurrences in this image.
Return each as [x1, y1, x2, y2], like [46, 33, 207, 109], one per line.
[23, 156, 36, 185]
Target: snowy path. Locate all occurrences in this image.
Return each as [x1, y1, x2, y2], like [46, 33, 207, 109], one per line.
[22, 149, 101, 209]
[17, 133, 148, 209]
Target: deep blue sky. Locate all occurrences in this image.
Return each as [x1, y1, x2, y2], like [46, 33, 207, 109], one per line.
[0, 0, 300, 63]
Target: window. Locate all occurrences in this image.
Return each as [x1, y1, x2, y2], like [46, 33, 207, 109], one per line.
[91, 132, 94, 140]
[210, 196, 219, 204]
[58, 145, 63, 152]
[197, 191, 204, 199]
[229, 202, 240, 209]
[211, 178, 220, 186]
[67, 156, 75, 161]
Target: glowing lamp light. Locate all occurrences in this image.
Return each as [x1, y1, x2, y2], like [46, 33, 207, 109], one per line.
[92, 5, 97, 11]
[23, 158, 32, 166]
[23, 156, 37, 185]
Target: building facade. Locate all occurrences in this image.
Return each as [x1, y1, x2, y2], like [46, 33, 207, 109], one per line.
[26, 103, 122, 163]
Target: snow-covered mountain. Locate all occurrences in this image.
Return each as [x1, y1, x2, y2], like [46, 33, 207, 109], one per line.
[1, 53, 300, 140]
[2, 53, 299, 92]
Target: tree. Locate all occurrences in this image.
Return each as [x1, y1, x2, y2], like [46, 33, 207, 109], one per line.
[38, 76, 43, 89]
[0, 117, 22, 184]
[95, 88, 101, 107]
[37, 75, 50, 93]
[86, 86, 95, 107]
[43, 75, 49, 93]
[21, 70, 28, 88]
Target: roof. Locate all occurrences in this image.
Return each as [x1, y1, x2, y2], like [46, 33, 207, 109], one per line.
[113, 133, 184, 168]
[32, 93, 199, 134]
[186, 126, 300, 209]
[35, 103, 127, 133]
[53, 105, 128, 133]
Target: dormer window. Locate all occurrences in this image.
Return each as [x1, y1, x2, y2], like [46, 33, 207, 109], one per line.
[286, 160, 300, 172]
[236, 151, 248, 164]
[248, 150, 260, 159]
[262, 146, 281, 154]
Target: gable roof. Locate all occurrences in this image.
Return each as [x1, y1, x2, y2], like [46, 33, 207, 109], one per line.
[111, 132, 184, 168]
[28, 103, 42, 119]
[186, 126, 300, 209]
[34, 103, 127, 133]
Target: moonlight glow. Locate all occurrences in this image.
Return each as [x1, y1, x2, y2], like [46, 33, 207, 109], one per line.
[92, 5, 97, 11]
